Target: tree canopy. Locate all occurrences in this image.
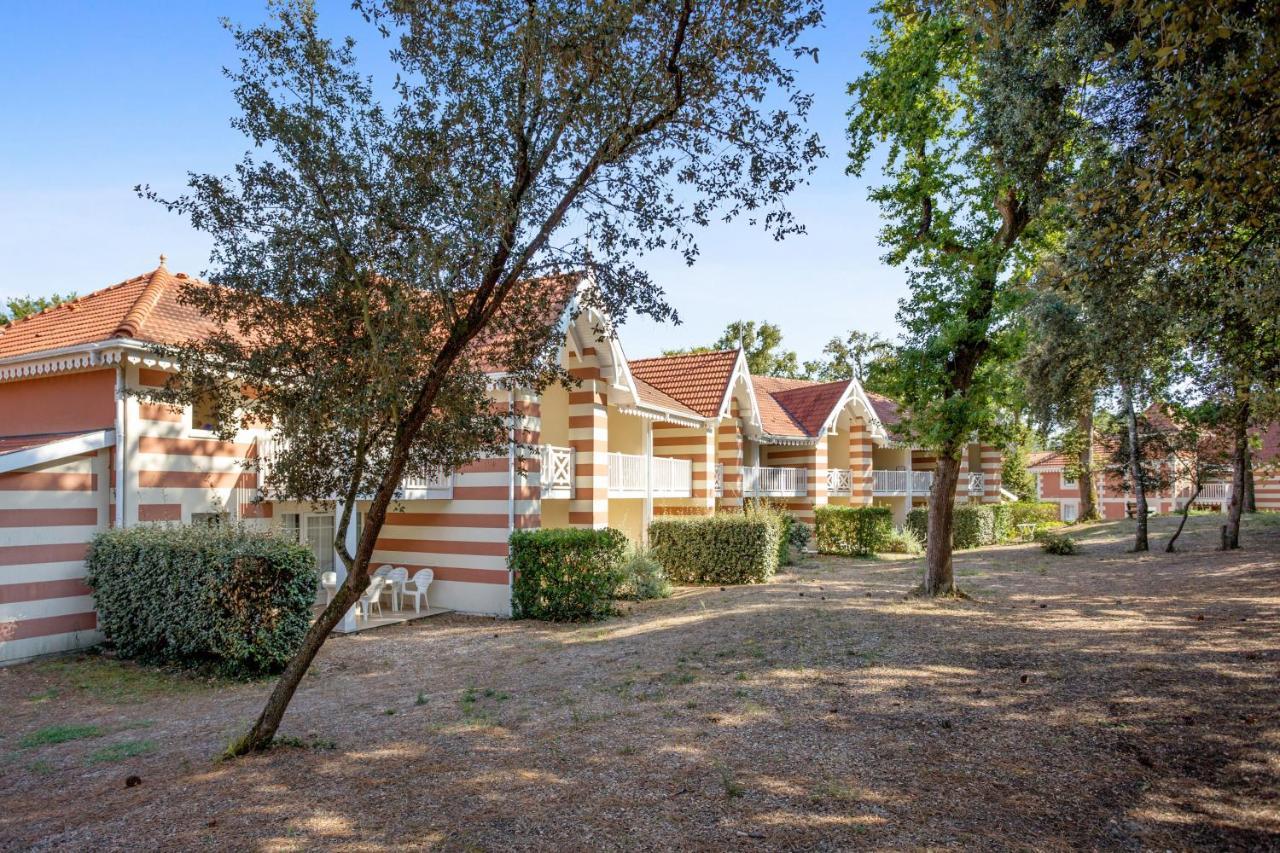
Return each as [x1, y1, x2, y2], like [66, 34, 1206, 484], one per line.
[0, 292, 76, 325]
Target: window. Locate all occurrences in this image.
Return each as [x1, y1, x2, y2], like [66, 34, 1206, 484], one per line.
[281, 513, 301, 543]
[304, 515, 335, 573]
[1061, 503, 1078, 522]
[1062, 473, 1077, 489]
[191, 512, 227, 526]
[192, 392, 220, 433]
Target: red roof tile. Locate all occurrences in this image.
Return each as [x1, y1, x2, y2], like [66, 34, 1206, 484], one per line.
[628, 350, 739, 418]
[632, 376, 701, 418]
[0, 262, 220, 361]
[750, 376, 852, 438]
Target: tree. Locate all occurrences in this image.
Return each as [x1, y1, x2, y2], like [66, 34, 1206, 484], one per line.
[803, 330, 893, 386]
[1162, 403, 1232, 553]
[144, 0, 823, 753]
[0, 293, 76, 324]
[665, 320, 804, 378]
[847, 0, 1112, 595]
[999, 427, 1036, 502]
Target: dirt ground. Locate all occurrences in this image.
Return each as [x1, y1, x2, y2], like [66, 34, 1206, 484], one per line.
[2, 513, 1278, 852]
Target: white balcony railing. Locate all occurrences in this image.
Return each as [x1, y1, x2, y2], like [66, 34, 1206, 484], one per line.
[254, 436, 453, 500]
[714, 463, 725, 497]
[872, 469, 909, 494]
[827, 468, 852, 496]
[540, 444, 575, 499]
[1178, 481, 1232, 503]
[969, 472, 986, 494]
[743, 465, 807, 498]
[912, 470, 934, 494]
[607, 451, 693, 498]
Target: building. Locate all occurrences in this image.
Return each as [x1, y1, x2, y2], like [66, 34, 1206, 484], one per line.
[0, 261, 1004, 663]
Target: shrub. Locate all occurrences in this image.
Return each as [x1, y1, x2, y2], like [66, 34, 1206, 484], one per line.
[1008, 501, 1061, 528]
[953, 504, 996, 549]
[814, 506, 894, 556]
[649, 514, 780, 585]
[881, 525, 923, 554]
[745, 501, 796, 565]
[509, 527, 628, 621]
[616, 549, 672, 601]
[905, 507, 929, 544]
[990, 503, 1012, 542]
[1039, 532, 1079, 555]
[789, 519, 813, 553]
[86, 524, 315, 678]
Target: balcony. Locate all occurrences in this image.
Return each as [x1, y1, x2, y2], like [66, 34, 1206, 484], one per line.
[714, 463, 725, 497]
[827, 468, 852, 496]
[743, 465, 807, 498]
[607, 451, 693, 498]
[540, 444, 575, 499]
[254, 436, 453, 500]
[969, 472, 985, 495]
[873, 469, 933, 496]
[1178, 481, 1232, 504]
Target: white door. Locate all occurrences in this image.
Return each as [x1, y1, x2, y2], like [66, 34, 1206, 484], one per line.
[304, 515, 335, 573]
[1061, 502, 1078, 523]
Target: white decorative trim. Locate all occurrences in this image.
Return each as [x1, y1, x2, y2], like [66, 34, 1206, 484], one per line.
[614, 405, 706, 430]
[0, 429, 116, 475]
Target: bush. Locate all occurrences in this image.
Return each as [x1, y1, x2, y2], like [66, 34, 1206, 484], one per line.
[990, 503, 1012, 542]
[649, 514, 780, 585]
[616, 549, 672, 601]
[789, 519, 813, 553]
[745, 501, 798, 565]
[86, 524, 315, 678]
[1008, 501, 1061, 528]
[814, 506, 895, 556]
[1039, 532, 1079, 555]
[510, 527, 628, 621]
[882, 525, 923, 554]
[905, 507, 929, 544]
[953, 504, 996, 549]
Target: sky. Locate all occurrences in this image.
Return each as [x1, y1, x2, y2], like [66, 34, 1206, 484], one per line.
[0, 1, 903, 363]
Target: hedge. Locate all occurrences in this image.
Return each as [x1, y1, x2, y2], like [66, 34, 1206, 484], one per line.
[990, 503, 1013, 542]
[814, 505, 894, 556]
[1008, 501, 1061, 527]
[648, 514, 780, 585]
[86, 524, 316, 678]
[953, 504, 996, 549]
[510, 527, 628, 621]
[905, 507, 929, 544]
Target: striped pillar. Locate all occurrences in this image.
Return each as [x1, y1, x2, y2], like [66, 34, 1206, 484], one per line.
[652, 423, 715, 516]
[954, 444, 971, 503]
[849, 417, 873, 506]
[980, 443, 1002, 504]
[568, 377, 609, 529]
[511, 388, 542, 530]
[716, 407, 745, 509]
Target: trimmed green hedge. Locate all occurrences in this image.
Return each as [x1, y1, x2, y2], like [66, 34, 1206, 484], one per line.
[814, 506, 894, 556]
[649, 514, 780, 585]
[1008, 501, 1061, 527]
[510, 528, 628, 621]
[86, 524, 316, 678]
[905, 507, 929, 544]
[991, 504, 1013, 542]
[953, 504, 996, 549]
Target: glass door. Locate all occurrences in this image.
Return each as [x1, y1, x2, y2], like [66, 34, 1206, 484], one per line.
[304, 514, 335, 573]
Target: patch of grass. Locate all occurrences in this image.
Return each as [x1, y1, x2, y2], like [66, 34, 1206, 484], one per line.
[719, 766, 744, 799]
[20, 724, 104, 748]
[27, 688, 59, 703]
[272, 735, 337, 751]
[87, 739, 157, 764]
[415, 690, 428, 706]
[26, 759, 54, 774]
[810, 779, 860, 803]
[32, 657, 220, 704]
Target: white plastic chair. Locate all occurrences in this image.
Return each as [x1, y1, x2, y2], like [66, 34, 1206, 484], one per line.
[401, 568, 433, 615]
[358, 577, 385, 622]
[373, 565, 394, 579]
[384, 566, 409, 611]
[321, 571, 338, 604]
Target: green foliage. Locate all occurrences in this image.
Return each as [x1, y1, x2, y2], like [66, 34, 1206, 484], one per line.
[666, 321, 804, 378]
[1007, 501, 1060, 529]
[616, 549, 672, 602]
[20, 725, 103, 748]
[952, 505, 996, 550]
[86, 525, 316, 678]
[0, 292, 76, 325]
[990, 504, 1012, 543]
[1039, 532, 1079, 556]
[904, 507, 929, 545]
[789, 519, 813, 553]
[649, 515, 780, 585]
[814, 506, 894, 557]
[509, 528, 628, 622]
[802, 330, 896, 390]
[881, 525, 923, 555]
[88, 739, 158, 764]
[1000, 433, 1037, 503]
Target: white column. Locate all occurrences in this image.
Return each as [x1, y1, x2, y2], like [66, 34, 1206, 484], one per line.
[334, 500, 359, 633]
[643, 420, 654, 544]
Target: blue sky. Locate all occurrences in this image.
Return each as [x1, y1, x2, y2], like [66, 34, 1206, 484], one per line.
[0, 1, 903, 362]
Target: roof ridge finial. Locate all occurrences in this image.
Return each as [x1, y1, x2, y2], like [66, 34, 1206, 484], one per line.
[158, 253, 167, 269]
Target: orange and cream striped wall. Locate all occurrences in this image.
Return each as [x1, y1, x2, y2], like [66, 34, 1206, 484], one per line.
[0, 450, 110, 665]
[759, 443, 827, 524]
[716, 404, 745, 510]
[652, 421, 716, 517]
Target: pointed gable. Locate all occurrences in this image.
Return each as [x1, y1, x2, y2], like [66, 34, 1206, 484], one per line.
[627, 349, 739, 418]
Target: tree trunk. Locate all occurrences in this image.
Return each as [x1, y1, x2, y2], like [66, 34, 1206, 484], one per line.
[1123, 387, 1148, 552]
[1243, 452, 1257, 513]
[1078, 406, 1099, 521]
[1224, 383, 1251, 550]
[923, 449, 961, 596]
[1166, 484, 1200, 552]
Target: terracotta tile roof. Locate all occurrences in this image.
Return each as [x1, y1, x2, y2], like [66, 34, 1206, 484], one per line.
[865, 391, 905, 439]
[749, 375, 852, 438]
[0, 262, 220, 361]
[632, 376, 701, 418]
[628, 349, 739, 418]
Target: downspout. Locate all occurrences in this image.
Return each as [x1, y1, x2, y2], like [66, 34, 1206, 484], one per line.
[507, 389, 516, 599]
[114, 366, 127, 528]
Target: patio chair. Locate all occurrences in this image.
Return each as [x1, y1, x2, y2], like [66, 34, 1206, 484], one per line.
[358, 577, 386, 622]
[373, 564, 394, 578]
[321, 571, 338, 604]
[384, 566, 409, 611]
[402, 568, 434, 615]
